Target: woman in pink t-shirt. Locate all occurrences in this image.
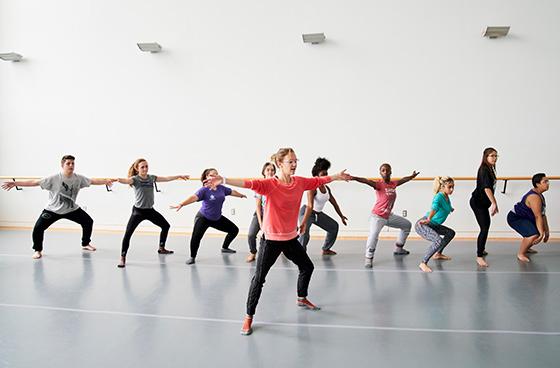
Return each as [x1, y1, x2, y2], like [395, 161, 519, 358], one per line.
[352, 163, 419, 268]
[203, 148, 351, 336]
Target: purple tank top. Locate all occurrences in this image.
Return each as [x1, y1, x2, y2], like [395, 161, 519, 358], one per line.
[513, 190, 546, 222]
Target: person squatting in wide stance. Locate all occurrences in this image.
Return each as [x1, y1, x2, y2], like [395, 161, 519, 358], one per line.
[298, 157, 348, 255]
[202, 147, 352, 335]
[1, 155, 115, 259]
[171, 168, 246, 264]
[415, 176, 456, 273]
[246, 162, 276, 263]
[115, 158, 189, 268]
[507, 173, 550, 262]
[352, 163, 419, 268]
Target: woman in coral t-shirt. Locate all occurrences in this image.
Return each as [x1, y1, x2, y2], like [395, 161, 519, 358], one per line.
[203, 148, 351, 336]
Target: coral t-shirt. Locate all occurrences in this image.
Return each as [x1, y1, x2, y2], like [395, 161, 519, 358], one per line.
[372, 180, 397, 219]
[244, 176, 332, 241]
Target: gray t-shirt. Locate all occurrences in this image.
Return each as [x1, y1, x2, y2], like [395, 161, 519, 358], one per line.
[131, 175, 157, 208]
[40, 173, 91, 214]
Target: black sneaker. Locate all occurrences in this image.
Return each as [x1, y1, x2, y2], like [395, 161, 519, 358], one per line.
[221, 248, 236, 254]
[393, 248, 410, 255]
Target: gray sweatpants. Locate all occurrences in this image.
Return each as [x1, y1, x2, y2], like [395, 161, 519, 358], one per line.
[298, 205, 339, 251]
[414, 217, 455, 264]
[365, 213, 411, 258]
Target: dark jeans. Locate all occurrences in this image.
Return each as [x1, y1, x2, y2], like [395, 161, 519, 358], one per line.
[470, 197, 491, 257]
[121, 207, 170, 257]
[32, 208, 93, 251]
[190, 212, 239, 258]
[246, 237, 314, 316]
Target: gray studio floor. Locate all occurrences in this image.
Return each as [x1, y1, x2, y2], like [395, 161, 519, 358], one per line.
[1, 228, 559, 368]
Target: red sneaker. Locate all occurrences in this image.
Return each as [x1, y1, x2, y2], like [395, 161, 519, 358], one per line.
[322, 249, 337, 255]
[240, 316, 253, 335]
[297, 298, 321, 310]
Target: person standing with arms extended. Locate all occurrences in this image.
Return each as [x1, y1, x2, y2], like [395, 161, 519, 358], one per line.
[202, 148, 351, 335]
[1, 155, 115, 259]
[469, 147, 499, 267]
[115, 158, 189, 268]
[352, 163, 419, 268]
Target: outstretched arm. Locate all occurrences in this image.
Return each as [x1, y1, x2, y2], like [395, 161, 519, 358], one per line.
[90, 178, 117, 186]
[156, 175, 190, 183]
[2, 179, 41, 191]
[327, 187, 348, 225]
[351, 176, 377, 189]
[170, 194, 199, 211]
[116, 178, 133, 185]
[230, 190, 247, 199]
[396, 171, 419, 186]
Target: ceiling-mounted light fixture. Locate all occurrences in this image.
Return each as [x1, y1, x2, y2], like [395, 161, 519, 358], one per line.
[137, 43, 162, 53]
[483, 26, 510, 39]
[302, 33, 326, 44]
[0, 52, 23, 62]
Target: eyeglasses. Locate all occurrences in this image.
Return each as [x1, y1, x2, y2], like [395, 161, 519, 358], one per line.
[282, 159, 299, 165]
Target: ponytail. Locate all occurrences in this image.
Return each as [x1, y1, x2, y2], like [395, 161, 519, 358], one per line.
[433, 176, 454, 194]
[128, 158, 147, 178]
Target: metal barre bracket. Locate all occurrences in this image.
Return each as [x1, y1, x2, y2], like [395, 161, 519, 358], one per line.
[13, 178, 22, 191]
[154, 182, 161, 193]
[501, 179, 508, 194]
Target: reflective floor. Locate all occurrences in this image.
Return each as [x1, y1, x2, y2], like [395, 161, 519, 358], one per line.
[1, 229, 559, 368]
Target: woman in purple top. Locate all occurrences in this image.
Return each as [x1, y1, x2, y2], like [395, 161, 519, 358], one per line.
[171, 168, 247, 264]
[507, 173, 550, 262]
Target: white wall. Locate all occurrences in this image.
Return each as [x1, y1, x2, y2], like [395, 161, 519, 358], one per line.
[1, 0, 558, 238]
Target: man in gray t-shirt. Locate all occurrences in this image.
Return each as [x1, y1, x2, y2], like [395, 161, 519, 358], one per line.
[2, 155, 115, 259]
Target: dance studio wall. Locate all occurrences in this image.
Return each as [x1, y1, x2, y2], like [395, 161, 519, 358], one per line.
[1, 0, 558, 238]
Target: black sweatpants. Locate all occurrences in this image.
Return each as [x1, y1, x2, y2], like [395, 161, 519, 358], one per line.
[32, 208, 93, 251]
[121, 207, 170, 257]
[246, 237, 314, 316]
[470, 197, 491, 257]
[190, 212, 239, 258]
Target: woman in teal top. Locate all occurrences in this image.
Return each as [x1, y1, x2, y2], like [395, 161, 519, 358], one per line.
[414, 177, 456, 272]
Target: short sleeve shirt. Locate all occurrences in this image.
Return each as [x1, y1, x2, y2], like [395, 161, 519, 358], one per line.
[40, 173, 91, 214]
[131, 175, 157, 208]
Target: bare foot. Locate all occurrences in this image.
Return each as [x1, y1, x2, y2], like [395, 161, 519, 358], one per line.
[526, 248, 538, 254]
[433, 253, 452, 261]
[517, 254, 530, 262]
[246, 253, 256, 263]
[32, 251, 42, 259]
[82, 244, 96, 251]
[419, 262, 432, 272]
[476, 257, 488, 267]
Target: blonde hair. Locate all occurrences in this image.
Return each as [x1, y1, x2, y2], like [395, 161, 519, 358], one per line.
[128, 158, 147, 178]
[270, 147, 296, 168]
[433, 176, 454, 194]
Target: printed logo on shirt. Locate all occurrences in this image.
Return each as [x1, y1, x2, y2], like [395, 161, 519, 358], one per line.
[209, 194, 215, 201]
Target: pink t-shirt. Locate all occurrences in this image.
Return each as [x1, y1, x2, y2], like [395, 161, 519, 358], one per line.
[372, 180, 397, 219]
[244, 176, 332, 241]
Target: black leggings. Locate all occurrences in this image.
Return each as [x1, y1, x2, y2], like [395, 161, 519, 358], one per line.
[121, 207, 170, 257]
[32, 208, 93, 251]
[246, 237, 314, 316]
[190, 213, 239, 258]
[470, 197, 491, 257]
